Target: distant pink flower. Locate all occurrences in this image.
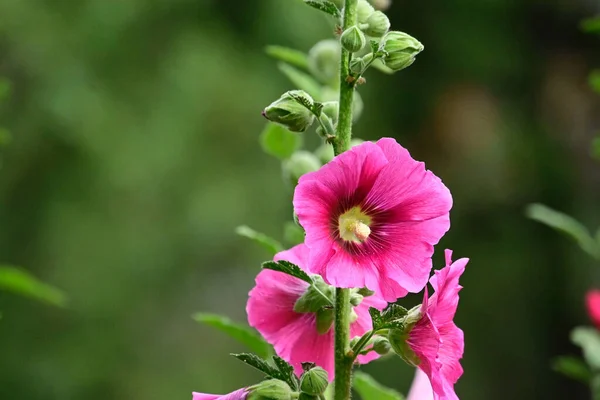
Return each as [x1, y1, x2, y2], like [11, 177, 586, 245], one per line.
[407, 250, 467, 400]
[192, 387, 247, 400]
[586, 290, 600, 330]
[247, 244, 385, 379]
[293, 138, 452, 302]
[407, 369, 434, 400]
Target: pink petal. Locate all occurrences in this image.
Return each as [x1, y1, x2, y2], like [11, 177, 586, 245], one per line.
[407, 369, 434, 400]
[351, 299, 380, 365]
[408, 314, 443, 395]
[284, 316, 335, 378]
[293, 180, 338, 251]
[429, 254, 468, 325]
[586, 290, 600, 330]
[274, 244, 311, 269]
[193, 388, 248, 400]
[324, 248, 370, 289]
[438, 322, 464, 386]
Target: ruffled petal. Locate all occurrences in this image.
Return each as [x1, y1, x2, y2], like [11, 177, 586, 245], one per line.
[429, 255, 467, 325]
[274, 244, 311, 270]
[284, 316, 335, 378]
[407, 369, 434, 400]
[193, 387, 247, 400]
[438, 322, 464, 386]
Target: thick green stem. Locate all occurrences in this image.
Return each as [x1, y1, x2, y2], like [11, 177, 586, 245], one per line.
[332, 0, 358, 157]
[333, 2, 358, 399]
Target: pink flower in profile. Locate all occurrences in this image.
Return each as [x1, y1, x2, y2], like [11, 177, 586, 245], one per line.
[407, 369, 434, 400]
[403, 250, 467, 400]
[192, 388, 248, 400]
[586, 290, 600, 330]
[293, 138, 452, 302]
[247, 244, 386, 379]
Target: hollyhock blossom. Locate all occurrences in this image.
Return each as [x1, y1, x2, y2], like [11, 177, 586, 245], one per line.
[586, 290, 600, 330]
[407, 369, 434, 400]
[192, 388, 248, 400]
[247, 244, 386, 378]
[391, 250, 467, 400]
[293, 138, 452, 302]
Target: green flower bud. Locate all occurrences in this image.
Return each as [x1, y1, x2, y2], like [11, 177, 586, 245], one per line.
[321, 101, 339, 123]
[300, 366, 329, 395]
[316, 307, 334, 334]
[282, 151, 321, 187]
[369, 0, 391, 10]
[387, 328, 420, 367]
[349, 291, 364, 306]
[314, 144, 335, 164]
[341, 26, 366, 53]
[321, 88, 363, 123]
[357, 0, 375, 24]
[263, 91, 315, 132]
[248, 379, 293, 400]
[372, 336, 392, 355]
[381, 31, 424, 72]
[363, 11, 390, 37]
[294, 275, 334, 313]
[308, 40, 341, 84]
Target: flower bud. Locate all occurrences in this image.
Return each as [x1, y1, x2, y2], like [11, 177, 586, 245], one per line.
[363, 11, 390, 37]
[341, 26, 366, 53]
[316, 307, 334, 334]
[387, 328, 420, 367]
[369, 0, 391, 10]
[282, 151, 321, 187]
[357, 0, 375, 24]
[263, 91, 315, 132]
[372, 336, 392, 355]
[248, 379, 293, 400]
[294, 275, 334, 313]
[308, 40, 341, 84]
[381, 31, 424, 72]
[321, 101, 339, 123]
[300, 366, 329, 395]
[349, 292, 364, 306]
[314, 144, 335, 164]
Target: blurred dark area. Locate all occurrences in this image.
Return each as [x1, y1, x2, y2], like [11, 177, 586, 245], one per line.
[0, 0, 599, 399]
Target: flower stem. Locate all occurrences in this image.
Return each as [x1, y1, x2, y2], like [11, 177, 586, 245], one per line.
[333, 2, 358, 399]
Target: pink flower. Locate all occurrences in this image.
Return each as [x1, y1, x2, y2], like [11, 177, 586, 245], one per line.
[586, 290, 600, 330]
[247, 244, 385, 379]
[406, 250, 467, 400]
[407, 369, 434, 400]
[192, 388, 247, 400]
[293, 138, 452, 302]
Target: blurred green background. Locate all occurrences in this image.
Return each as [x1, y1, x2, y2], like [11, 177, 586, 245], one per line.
[0, 0, 599, 399]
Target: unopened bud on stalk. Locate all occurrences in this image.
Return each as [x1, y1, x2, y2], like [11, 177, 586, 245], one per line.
[381, 31, 424, 72]
[247, 379, 293, 400]
[369, 0, 392, 10]
[263, 91, 315, 132]
[363, 11, 390, 37]
[357, 0, 375, 24]
[321, 101, 339, 123]
[308, 40, 340, 84]
[300, 366, 329, 395]
[282, 151, 321, 187]
[341, 26, 367, 53]
[372, 336, 392, 355]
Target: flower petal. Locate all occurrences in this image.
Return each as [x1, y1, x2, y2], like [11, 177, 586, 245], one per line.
[193, 388, 248, 400]
[407, 369, 434, 400]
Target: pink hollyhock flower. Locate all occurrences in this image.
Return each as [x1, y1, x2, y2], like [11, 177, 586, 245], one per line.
[247, 244, 386, 379]
[396, 249, 467, 400]
[293, 138, 452, 302]
[192, 387, 248, 400]
[407, 369, 434, 400]
[586, 290, 600, 330]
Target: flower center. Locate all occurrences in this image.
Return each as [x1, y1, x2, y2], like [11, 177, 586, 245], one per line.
[338, 206, 372, 243]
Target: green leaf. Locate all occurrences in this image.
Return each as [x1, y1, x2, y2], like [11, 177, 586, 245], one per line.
[265, 46, 309, 70]
[235, 225, 283, 255]
[277, 63, 323, 100]
[571, 327, 600, 369]
[303, 0, 341, 19]
[369, 305, 407, 331]
[0, 128, 11, 147]
[525, 203, 600, 260]
[259, 122, 302, 160]
[552, 356, 592, 384]
[273, 355, 300, 390]
[0, 266, 67, 307]
[353, 371, 404, 400]
[262, 260, 313, 284]
[590, 70, 600, 94]
[283, 221, 305, 246]
[0, 77, 11, 101]
[581, 17, 600, 34]
[193, 313, 273, 359]
[232, 352, 280, 377]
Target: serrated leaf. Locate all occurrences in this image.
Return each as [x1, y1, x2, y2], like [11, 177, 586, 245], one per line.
[265, 46, 309, 70]
[259, 122, 302, 160]
[303, 0, 341, 18]
[571, 327, 600, 369]
[273, 355, 299, 390]
[287, 91, 314, 111]
[581, 17, 600, 34]
[193, 313, 273, 359]
[353, 371, 404, 400]
[277, 63, 322, 100]
[370, 305, 408, 331]
[590, 70, 600, 94]
[262, 260, 313, 284]
[525, 203, 600, 260]
[552, 356, 592, 383]
[0, 266, 67, 307]
[283, 221, 305, 246]
[232, 353, 280, 377]
[235, 225, 283, 255]
[381, 304, 408, 321]
[369, 307, 384, 330]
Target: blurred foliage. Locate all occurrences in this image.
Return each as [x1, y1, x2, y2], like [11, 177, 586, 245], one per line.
[0, 266, 67, 308]
[0, 0, 599, 399]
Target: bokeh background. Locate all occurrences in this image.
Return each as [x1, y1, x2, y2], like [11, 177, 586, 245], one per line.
[1, 0, 599, 399]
